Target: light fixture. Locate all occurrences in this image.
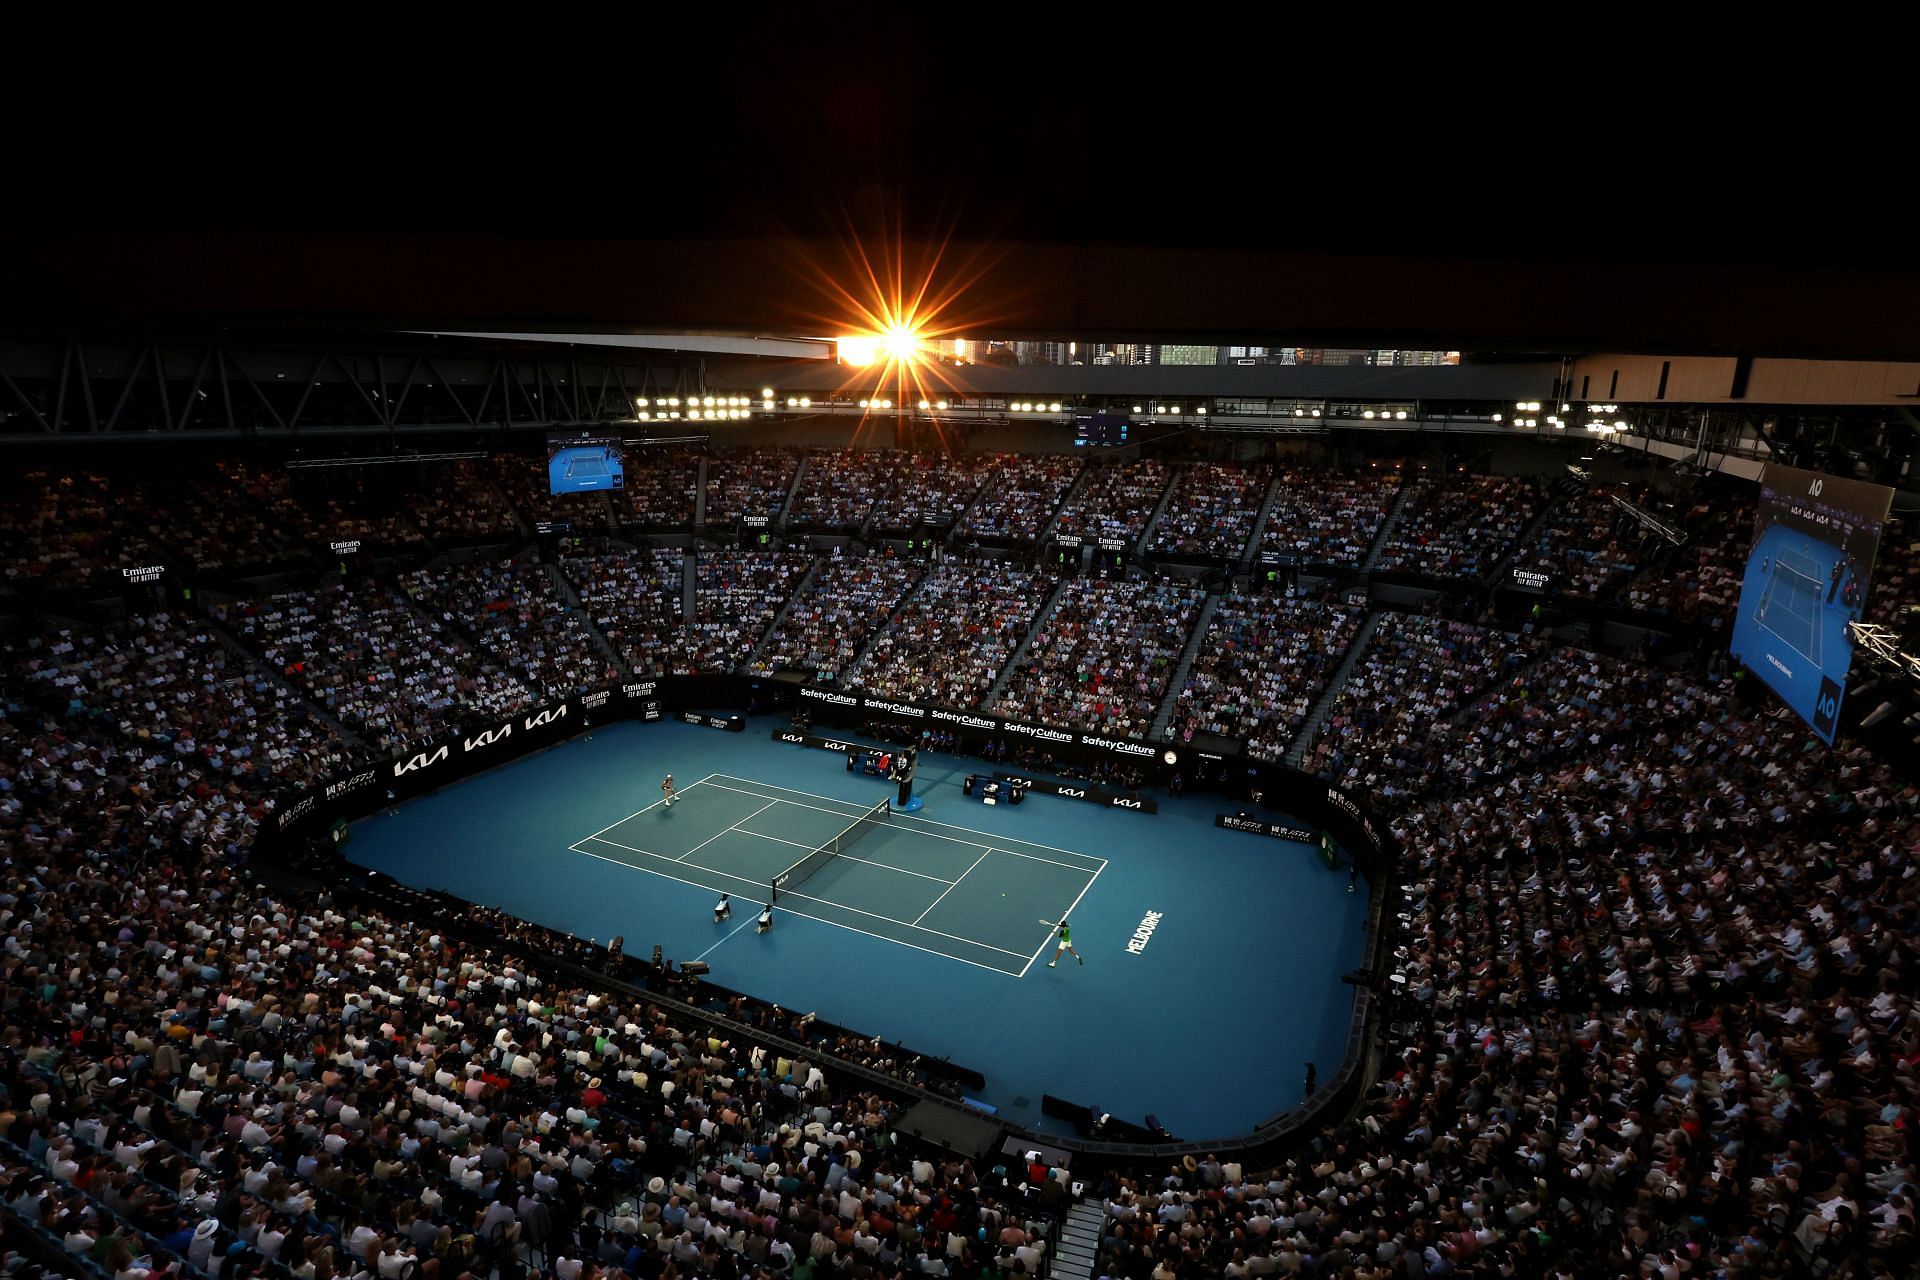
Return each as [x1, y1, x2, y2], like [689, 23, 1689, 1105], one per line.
[1492, 413, 1502, 422]
[1293, 409, 1305, 418]
[636, 397, 649, 408]
[918, 400, 931, 410]
[1169, 405, 1180, 413]
[1395, 410, 1407, 420]
[935, 400, 948, 410]
[668, 397, 680, 406]
[637, 410, 650, 420]
[1364, 410, 1376, 419]
[1049, 402, 1062, 412]
[799, 397, 811, 407]
[1196, 407, 1206, 415]
[881, 399, 893, 409]
[761, 388, 774, 398]
[859, 399, 870, 409]
[704, 396, 716, 407]
[1133, 405, 1144, 413]
[1311, 408, 1322, 417]
[787, 397, 798, 407]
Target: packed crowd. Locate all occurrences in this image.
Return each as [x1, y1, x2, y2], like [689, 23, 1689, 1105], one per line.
[1613, 486, 1754, 628]
[561, 551, 687, 677]
[403, 560, 618, 699]
[867, 455, 996, 531]
[0, 468, 149, 596]
[1866, 514, 1919, 628]
[1511, 484, 1647, 599]
[750, 553, 923, 682]
[1375, 473, 1545, 578]
[682, 551, 814, 676]
[1149, 463, 1273, 559]
[6, 612, 353, 789]
[401, 462, 520, 543]
[960, 455, 1080, 542]
[213, 583, 533, 754]
[9, 454, 1920, 1280]
[703, 450, 799, 528]
[489, 456, 610, 531]
[992, 576, 1204, 738]
[1051, 461, 1174, 546]
[128, 468, 308, 572]
[619, 451, 700, 528]
[846, 563, 1059, 708]
[1309, 611, 1539, 802]
[1165, 592, 1364, 761]
[785, 452, 899, 530]
[1259, 466, 1402, 569]
[0, 698, 1065, 1280]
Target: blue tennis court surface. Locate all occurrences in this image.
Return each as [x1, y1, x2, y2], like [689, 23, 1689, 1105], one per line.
[341, 719, 1368, 1138]
[572, 774, 1103, 976]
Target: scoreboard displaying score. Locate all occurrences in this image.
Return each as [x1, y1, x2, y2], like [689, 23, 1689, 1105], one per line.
[1073, 412, 1130, 447]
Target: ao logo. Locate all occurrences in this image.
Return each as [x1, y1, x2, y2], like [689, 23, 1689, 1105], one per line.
[1809, 478, 1823, 496]
[1816, 689, 1840, 720]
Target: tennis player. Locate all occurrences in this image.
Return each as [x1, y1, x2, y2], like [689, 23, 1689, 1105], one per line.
[661, 774, 677, 807]
[1040, 916, 1083, 967]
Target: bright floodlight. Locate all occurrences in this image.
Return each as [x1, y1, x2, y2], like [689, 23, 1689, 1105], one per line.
[839, 336, 879, 367]
[883, 325, 921, 363]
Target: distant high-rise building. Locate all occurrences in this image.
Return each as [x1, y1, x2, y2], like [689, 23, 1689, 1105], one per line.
[1160, 345, 1221, 366]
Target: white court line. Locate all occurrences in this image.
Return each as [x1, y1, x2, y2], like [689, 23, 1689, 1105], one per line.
[571, 835, 1026, 958]
[913, 846, 993, 925]
[733, 819, 956, 883]
[1018, 858, 1107, 978]
[580, 771, 720, 842]
[732, 829, 816, 851]
[674, 800, 781, 862]
[772, 886, 1029, 957]
[565, 843, 1024, 977]
[695, 914, 759, 963]
[704, 775, 1109, 874]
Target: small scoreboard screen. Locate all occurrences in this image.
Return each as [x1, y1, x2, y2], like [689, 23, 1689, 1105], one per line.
[547, 434, 625, 494]
[1073, 412, 1130, 447]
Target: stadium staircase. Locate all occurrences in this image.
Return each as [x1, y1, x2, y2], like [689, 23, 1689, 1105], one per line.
[1150, 590, 1221, 739]
[693, 456, 709, 529]
[1052, 1200, 1107, 1280]
[744, 556, 822, 670]
[984, 573, 1073, 706]
[490, 471, 531, 538]
[1285, 609, 1383, 767]
[1490, 479, 1573, 585]
[1034, 464, 1093, 545]
[197, 607, 366, 749]
[842, 564, 931, 682]
[546, 561, 628, 676]
[681, 548, 698, 620]
[1133, 461, 1186, 556]
[1237, 474, 1285, 574]
[1359, 485, 1413, 573]
[776, 454, 809, 531]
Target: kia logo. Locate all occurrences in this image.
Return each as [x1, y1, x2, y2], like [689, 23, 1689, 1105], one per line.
[824, 741, 849, 752]
[463, 725, 512, 752]
[1059, 788, 1086, 799]
[523, 705, 568, 730]
[393, 745, 450, 776]
[1112, 798, 1143, 809]
[778, 732, 805, 743]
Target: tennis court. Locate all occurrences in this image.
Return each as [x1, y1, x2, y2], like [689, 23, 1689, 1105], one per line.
[1754, 540, 1825, 666]
[564, 453, 610, 479]
[569, 772, 1104, 976]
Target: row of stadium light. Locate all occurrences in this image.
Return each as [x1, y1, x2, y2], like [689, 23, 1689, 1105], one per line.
[1360, 409, 1410, 420]
[1012, 402, 1064, 412]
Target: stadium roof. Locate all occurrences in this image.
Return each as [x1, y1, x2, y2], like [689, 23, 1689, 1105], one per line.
[3, 20, 1911, 358]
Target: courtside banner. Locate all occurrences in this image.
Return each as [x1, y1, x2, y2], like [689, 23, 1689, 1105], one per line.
[768, 729, 1159, 813]
[796, 685, 1184, 780]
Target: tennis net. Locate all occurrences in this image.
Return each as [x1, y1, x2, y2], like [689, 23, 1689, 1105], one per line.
[771, 797, 890, 901]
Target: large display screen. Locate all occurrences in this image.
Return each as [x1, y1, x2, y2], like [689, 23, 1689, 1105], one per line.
[1730, 463, 1893, 743]
[1073, 412, 1130, 447]
[547, 434, 625, 494]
